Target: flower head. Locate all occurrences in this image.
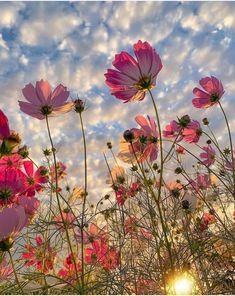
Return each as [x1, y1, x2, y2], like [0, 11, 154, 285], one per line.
[0, 110, 10, 140]
[200, 145, 216, 167]
[58, 254, 81, 284]
[192, 76, 224, 108]
[105, 40, 162, 102]
[19, 80, 74, 120]
[182, 120, 202, 143]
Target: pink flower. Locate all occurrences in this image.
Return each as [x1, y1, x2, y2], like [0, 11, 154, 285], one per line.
[0, 154, 23, 170]
[76, 223, 107, 244]
[50, 162, 67, 182]
[105, 40, 162, 102]
[54, 209, 76, 231]
[163, 120, 181, 140]
[199, 212, 216, 232]
[200, 145, 216, 167]
[192, 76, 224, 108]
[0, 205, 26, 243]
[0, 256, 13, 280]
[22, 235, 56, 273]
[182, 120, 202, 143]
[58, 254, 81, 284]
[176, 145, 185, 155]
[0, 168, 24, 207]
[0, 110, 10, 140]
[85, 239, 119, 270]
[17, 195, 40, 223]
[129, 115, 159, 162]
[21, 161, 48, 197]
[19, 80, 74, 120]
[189, 174, 211, 191]
[116, 182, 140, 206]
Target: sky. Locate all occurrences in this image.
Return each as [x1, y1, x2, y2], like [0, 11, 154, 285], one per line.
[0, 1, 235, 201]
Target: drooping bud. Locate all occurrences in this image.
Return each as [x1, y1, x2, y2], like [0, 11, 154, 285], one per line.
[123, 130, 134, 143]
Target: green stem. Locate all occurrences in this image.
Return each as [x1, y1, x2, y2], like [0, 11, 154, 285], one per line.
[79, 112, 87, 293]
[8, 250, 24, 294]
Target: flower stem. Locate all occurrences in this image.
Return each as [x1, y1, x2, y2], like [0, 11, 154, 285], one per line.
[79, 112, 87, 293]
[8, 250, 23, 294]
[45, 116, 81, 291]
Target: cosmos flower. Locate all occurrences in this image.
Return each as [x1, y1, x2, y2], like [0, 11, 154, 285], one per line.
[76, 222, 107, 244]
[200, 145, 216, 167]
[22, 235, 56, 273]
[182, 120, 202, 143]
[50, 161, 67, 182]
[85, 239, 120, 270]
[0, 168, 24, 207]
[189, 174, 211, 191]
[21, 161, 48, 197]
[17, 195, 40, 223]
[58, 253, 81, 284]
[19, 80, 74, 120]
[54, 209, 76, 231]
[0, 110, 10, 140]
[163, 120, 182, 140]
[0, 205, 27, 245]
[166, 181, 184, 199]
[0, 154, 23, 170]
[105, 40, 162, 102]
[192, 76, 224, 108]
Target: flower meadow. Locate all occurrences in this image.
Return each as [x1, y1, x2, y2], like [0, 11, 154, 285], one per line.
[0, 40, 234, 295]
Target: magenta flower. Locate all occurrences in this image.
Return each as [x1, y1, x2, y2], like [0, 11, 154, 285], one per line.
[21, 161, 48, 197]
[18, 195, 40, 223]
[0, 205, 27, 243]
[105, 40, 162, 102]
[0, 168, 24, 207]
[189, 174, 211, 191]
[182, 120, 202, 143]
[200, 145, 216, 167]
[130, 115, 159, 162]
[19, 80, 74, 120]
[192, 76, 224, 108]
[0, 110, 10, 140]
[58, 254, 81, 284]
[0, 154, 23, 170]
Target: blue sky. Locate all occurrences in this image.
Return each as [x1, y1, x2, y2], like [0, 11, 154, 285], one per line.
[0, 1, 235, 200]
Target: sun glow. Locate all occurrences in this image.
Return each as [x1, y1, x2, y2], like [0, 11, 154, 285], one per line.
[168, 273, 196, 295]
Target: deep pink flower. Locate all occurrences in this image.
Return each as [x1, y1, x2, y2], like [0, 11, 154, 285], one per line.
[0, 154, 23, 170]
[21, 161, 48, 197]
[116, 182, 140, 206]
[0, 110, 10, 140]
[129, 115, 159, 162]
[189, 174, 211, 191]
[18, 195, 40, 223]
[50, 162, 67, 182]
[0, 205, 26, 243]
[0, 256, 13, 280]
[192, 76, 224, 108]
[22, 235, 56, 273]
[0, 168, 24, 207]
[58, 253, 81, 284]
[19, 80, 74, 120]
[105, 40, 162, 102]
[182, 120, 202, 143]
[176, 145, 185, 155]
[85, 239, 119, 270]
[200, 145, 216, 167]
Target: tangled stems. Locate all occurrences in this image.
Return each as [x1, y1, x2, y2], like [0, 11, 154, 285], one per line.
[45, 115, 81, 291]
[78, 112, 87, 293]
[148, 90, 174, 270]
[218, 101, 235, 199]
[8, 250, 24, 293]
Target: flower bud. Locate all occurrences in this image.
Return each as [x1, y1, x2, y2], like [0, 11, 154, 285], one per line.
[123, 130, 134, 143]
[107, 142, 112, 149]
[74, 99, 85, 113]
[203, 117, 209, 125]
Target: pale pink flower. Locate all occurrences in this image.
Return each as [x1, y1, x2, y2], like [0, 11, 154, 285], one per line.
[22, 235, 56, 273]
[50, 161, 67, 182]
[200, 145, 216, 167]
[176, 145, 185, 155]
[54, 209, 76, 231]
[105, 40, 162, 102]
[192, 76, 224, 108]
[19, 80, 74, 120]
[0, 205, 26, 242]
[189, 174, 211, 191]
[129, 115, 159, 162]
[182, 120, 202, 143]
[163, 120, 182, 140]
[76, 223, 107, 244]
[18, 195, 40, 223]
